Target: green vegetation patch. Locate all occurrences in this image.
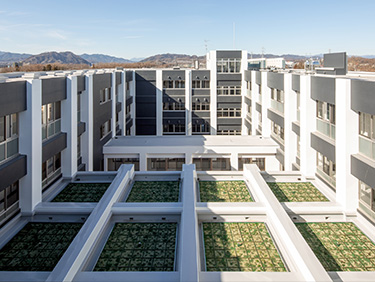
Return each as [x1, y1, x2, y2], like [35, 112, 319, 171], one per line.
[267, 182, 329, 202]
[296, 222, 375, 271]
[203, 222, 286, 272]
[199, 181, 253, 202]
[126, 181, 179, 202]
[94, 223, 177, 271]
[52, 183, 111, 202]
[0, 222, 82, 271]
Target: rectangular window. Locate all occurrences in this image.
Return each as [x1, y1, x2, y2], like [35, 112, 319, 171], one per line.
[192, 121, 210, 134]
[216, 59, 241, 73]
[163, 124, 185, 134]
[316, 152, 336, 189]
[316, 101, 335, 139]
[108, 158, 140, 171]
[100, 120, 112, 139]
[147, 158, 184, 171]
[163, 80, 185, 89]
[271, 121, 284, 143]
[217, 86, 241, 96]
[358, 181, 375, 223]
[42, 152, 62, 190]
[0, 181, 19, 226]
[0, 114, 19, 164]
[42, 102, 61, 141]
[238, 157, 265, 171]
[192, 157, 231, 171]
[217, 108, 241, 118]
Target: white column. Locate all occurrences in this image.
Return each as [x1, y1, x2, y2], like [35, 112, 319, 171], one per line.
[300, 74, 316, 178]
[139, 152, 147, 171]
[186, 70, 192, 136]
[261, 71, 271, 137]
[230, 152, 239, 171]
[156, 70, 163, 136]
[241, 51, 248, 135]
[185, 152, 193, 165]
[61, 75, 78, 178]
[120, 71, 126, 136]
[111, 71, 117, 138]
[130, 71, 136, 136]
[251, 71, 258, 135]
[283, 73, 293, 171]
[19, 76, 42, 215]
[335, 78, 358, 215]
[81, 74, 94, 171]
[207, 51, 217, 135]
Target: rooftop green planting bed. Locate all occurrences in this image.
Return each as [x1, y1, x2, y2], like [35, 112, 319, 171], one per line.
[52, 183, 111, 202]
[199, 181, 253, 202]
[296, 222, 375, 271]
[203, 222, 286, 272]
[126, 181, 179, 202]
[94, 223, 177, 271]
[0, 222, 82, 271]
[267, 182, 329, 202]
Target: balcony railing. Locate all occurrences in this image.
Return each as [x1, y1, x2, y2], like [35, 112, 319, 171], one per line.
[271, 99, 284, 114]
[316, 119, 335, 140]
[42, 119, 61, 140]
[359, 136, 375, 160]
[0, 137, 19, 164]
[42, 167, 61, 190]
[316, 167, 336, 189]
[297, 109, 300, 122]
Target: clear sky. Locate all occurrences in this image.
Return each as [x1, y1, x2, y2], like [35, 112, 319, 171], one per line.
[0, 0, 374, 59]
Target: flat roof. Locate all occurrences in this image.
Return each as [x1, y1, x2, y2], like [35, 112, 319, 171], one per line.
[105, 135, 277, 148]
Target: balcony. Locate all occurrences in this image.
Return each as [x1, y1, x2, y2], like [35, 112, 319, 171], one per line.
[0, 137, 18, 164]
[316, 119, 335, 140]
[271, 99, 284, 114]
[42, 119, 61, 140]
[359, 136, 375, 160]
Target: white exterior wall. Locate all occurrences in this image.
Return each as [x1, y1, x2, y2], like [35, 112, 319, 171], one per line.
[119, 71, 126, 136]
[335, 78, 359, 215]
[207, 51, 217, 135]
[186, 70, 192, 136]
[283, 73, 293, 171]
[61, 75, 78, 178]
[156, 70, 163, 136]
[19, 77, 42, 215]
[130, 71, 136, 136]
[81, 74, 94, 171]
[111, 72, 117, 138]
[241, 50, 248, 135]
[250, 71, 258, 135]
[261, 71, 271, 137]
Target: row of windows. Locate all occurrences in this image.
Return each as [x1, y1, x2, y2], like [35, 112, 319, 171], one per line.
[0, 114, 18, 164]
[216, 58, 241, 73]
[217, 86, 241, 96]
[247, 81, 252, 91]
[192, 122, 210, 134]
[317, 101, 335, 124]
[192, 80, 209, 89]
[192, 102, 210, 111]
[148, 158, 185, 171]
[359, 181, 375, 216]
[0, 181, 19, 227]
[100, 120, 112, 139]
[108, 158, 140, 171]
[163, 80, 185, 89]
[271, 121, 284, 142]
[163, 102, 185, 111]
[217, 130, 241, 135]
[42, 152, 61, 190]
[271, 88, 284, 103]
[359, 112, 375, 140]
[99, 88, 112, 104]
[316, 152, 336, 189]
[217, 108, 241, 118]
[163, 124, 185, 134]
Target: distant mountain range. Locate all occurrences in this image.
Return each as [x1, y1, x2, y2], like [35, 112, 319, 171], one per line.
[1, 50, 375, 66]
[23, 51, 90, 65]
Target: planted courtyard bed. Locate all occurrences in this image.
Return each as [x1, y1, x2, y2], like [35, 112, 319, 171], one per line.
[94, 223, 177, 271]
[52, 183, 111, 202]
[296, 222, 375, 271]
[203, 222, 286, 272]
[199, 181, 253, 202]
[126, 181, 179, 202]
[0, 222, 82, 271]
[267, 182, 328, 202]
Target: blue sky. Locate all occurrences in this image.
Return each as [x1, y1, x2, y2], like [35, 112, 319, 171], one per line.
[0, 0, 374, 59]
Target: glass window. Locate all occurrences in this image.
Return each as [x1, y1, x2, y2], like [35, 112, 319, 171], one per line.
[0, 117, 5, 142]
[360, 181, 372, 207]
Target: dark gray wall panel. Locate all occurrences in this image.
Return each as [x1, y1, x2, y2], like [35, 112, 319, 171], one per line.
[126, 96, 133, 105]
[191, 70, 210, 80]
[163, 112, 185, 118]
[216, 50, 242, 59]
[0, 81, 26, 116]
[244, 96, 251, 106]
[192, 111, 210, 118]
[244, 118, 251, 128]
[77, 122, 86, 137]
[136, 119, 156, 135]
[217, 96, 242, 103]
[93, 132, 111, 171]
[311, 132, 335, 162]
[116, 102, 121, 113]
[256, 102, 262, 113]
[244, 70, 251, 82]
[0, 154, 27, 191]
[126, 118, 133, 130]
[217, 118, 242, 125]
[351, 79, 375, 115]
[292, 122, 300, 136]
[217, 80, 242, 87]
[311, 76, 335, 104]
[217, 74, 242, 81]
[163, 89, 185, 96]
[136, 81, 156, 96]
[126, 71, 133, 82]
[292, 74, 300, 92]
[267, 72, 284, 90]
[136, 71, 156, 81]
[256, 71, 261, 85]
[162, 70, 185, 80]
[96, 101, 112, 127]
[42, 132, 67, 163]
[217, 124, 241, 131]
[42, 77, 67, 105]
[77, 76, 85, 92]
[192, 89, 210, 96]
[276, 148, 284, 166]
[323, 52, 347, 75]
[351, 154, 375, 189]
[192, 118, 210, 125]
[116, 72, 122, 85]
[217, 102, 241, 108]
[267, 109, 284, 127]
[163, 95, 185, 103]
[136, 101, 156, 118]
[192, 96, 210, 103]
